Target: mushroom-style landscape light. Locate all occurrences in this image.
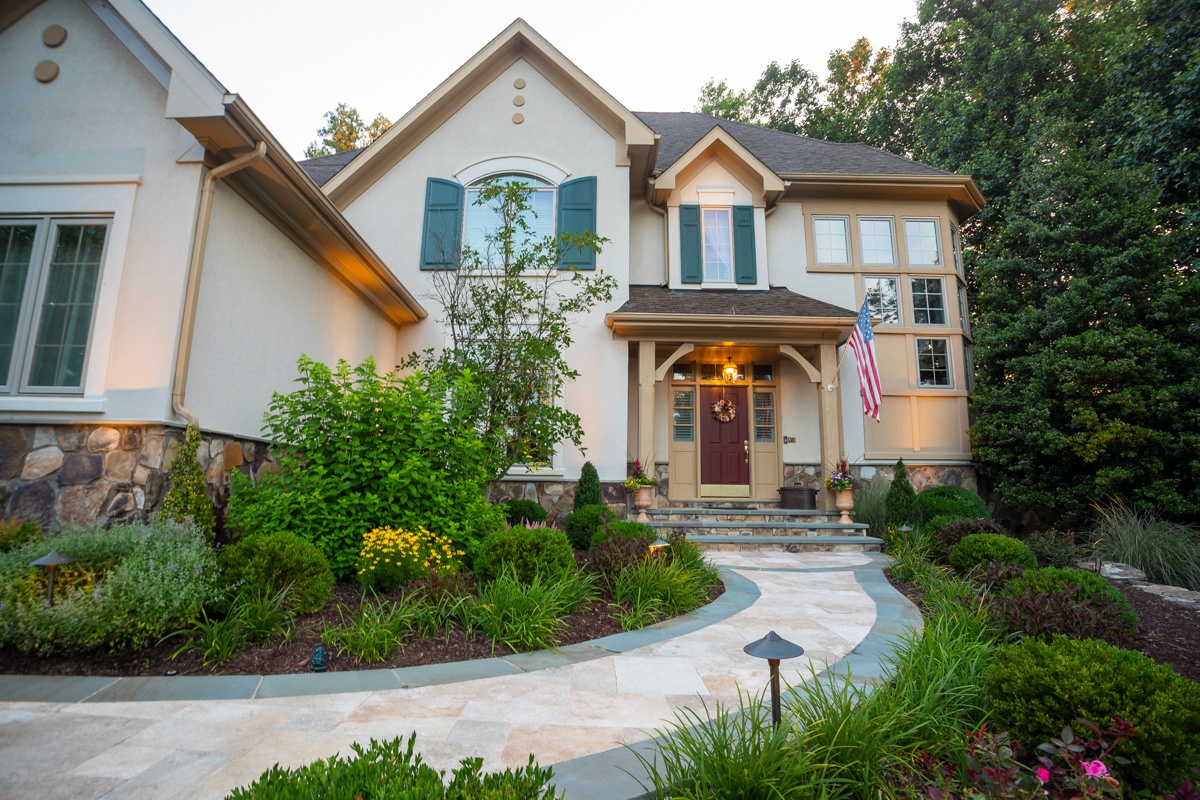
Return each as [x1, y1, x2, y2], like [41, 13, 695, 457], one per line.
[743, 631, 805, 729]
[30, 550, 75, 606]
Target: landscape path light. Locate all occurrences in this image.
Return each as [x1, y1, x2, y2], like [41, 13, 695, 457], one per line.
[743, 630, 805, 729]
[30, 550, 74, 606]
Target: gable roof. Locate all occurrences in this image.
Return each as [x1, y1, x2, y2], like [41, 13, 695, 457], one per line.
[299, 149, 364, 188]
[635, 112, 952, 178]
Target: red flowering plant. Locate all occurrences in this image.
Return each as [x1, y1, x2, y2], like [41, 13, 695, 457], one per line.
[823, 458, 860, 491]
[623, 459, 659, 491]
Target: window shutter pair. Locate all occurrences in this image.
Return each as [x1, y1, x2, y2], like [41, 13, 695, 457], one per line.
[419, 176, 597, 270]
[678, 204, 757, 285]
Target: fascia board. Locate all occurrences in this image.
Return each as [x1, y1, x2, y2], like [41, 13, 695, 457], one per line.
[604, 312, 855, 343]
[781, 173, 986, 213]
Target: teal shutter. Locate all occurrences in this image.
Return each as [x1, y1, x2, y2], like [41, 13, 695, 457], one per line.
[679, 204, 701, 284]
[556, 176, 597, 269]
[733, 205, 757, 284]
[420, 178, 463, 269]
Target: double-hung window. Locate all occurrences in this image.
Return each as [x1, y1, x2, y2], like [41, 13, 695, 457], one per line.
[701, 208, 733, 282]
[904, 219, 941, 265]
[858, 217, 896, 264]
[916, 338, 952, 387]
[863, 276, 900, 324]
[679, 203, 756, 285]
[812, 216, 850, 265]
[910, 277, 947, 325]
[1, 218, 109, 394]
[461, 175, 555, 262]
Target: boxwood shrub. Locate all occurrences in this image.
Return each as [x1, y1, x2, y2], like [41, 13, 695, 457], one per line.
[935, 519, 1011, 564]
[914, 486, 988, 524]
[565, 505, 610, 551]
[473, 524, 575, 584]
[500, 499, 547, 527]
[591, 519, 656, 549]
[219, 531, 333, 614]
[949, 533, 1037, 572]
[984, 636, 1200, 788]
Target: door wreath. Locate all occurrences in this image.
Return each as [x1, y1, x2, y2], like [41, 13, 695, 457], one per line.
[711, 398, 737, 423]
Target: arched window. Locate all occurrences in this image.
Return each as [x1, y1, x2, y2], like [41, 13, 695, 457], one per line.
[462, 174, 555, 259]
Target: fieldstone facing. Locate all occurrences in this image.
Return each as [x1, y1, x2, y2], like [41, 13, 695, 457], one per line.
[0, 427, 29, 479]
[58, 453, 103, 485]
[8, 481, 55, 527]
[87, 426, 121, 453]
[104, 450, 137, 482]
[58, 483, 109, 524]
[21, 447, 64, 480]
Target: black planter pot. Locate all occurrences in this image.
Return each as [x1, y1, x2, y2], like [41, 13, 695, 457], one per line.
[778, 486, 818, 510]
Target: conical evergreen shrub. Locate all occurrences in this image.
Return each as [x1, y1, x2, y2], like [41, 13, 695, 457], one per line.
[885, 458, 918, 528]
[574, 461, 602, 509]
[160, 424, 217, 541]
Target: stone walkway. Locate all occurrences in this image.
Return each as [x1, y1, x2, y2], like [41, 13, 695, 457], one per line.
[0, 552, 920, 800]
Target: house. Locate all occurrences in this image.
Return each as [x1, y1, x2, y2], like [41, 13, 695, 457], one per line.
[0, 1, 983, 530]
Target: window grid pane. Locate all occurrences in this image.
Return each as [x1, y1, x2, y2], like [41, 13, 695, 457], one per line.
[859, 218, 895, 264]
[673, 390, 695, 442]
[911, 277, 946, 325]
[813, 218, 849, 264]
[904, 219, 940, 265]
[463, 179, 554, 264]
[916, 338, 951, 387]
[28, 224, 106, 388]
[702, 208, 733, 282]
[752, 363, 774, 382]
[951, 226, 963, 274]
[0, 225, 37, 385]
[863, 276, 900, 324]
[672, 361, 695, 381]
[753, 391, 775, 443]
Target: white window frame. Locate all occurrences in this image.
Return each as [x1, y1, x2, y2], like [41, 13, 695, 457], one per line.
[461, 173, 556, 268]
[863, 275, 901, 325]
[903, 218, 941, 266]
[958, 284, 970, 332]
[811, 215, 851, 265]
[858, 216, 897, 265]
[0, 179, 134, 412]
[915, 337, 953, 388]
[951, 224, 964, 275]
[910, 276, 948, 326]
[700, 206, 735, 283]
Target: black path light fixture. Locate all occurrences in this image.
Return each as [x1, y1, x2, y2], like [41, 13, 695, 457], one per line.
[30, 550, 75, 606]
[743, 630, 805, 729]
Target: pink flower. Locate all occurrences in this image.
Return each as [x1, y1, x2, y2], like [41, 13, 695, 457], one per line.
[1082, 760, 1108, 778]
[1036, 767, 1051, 783]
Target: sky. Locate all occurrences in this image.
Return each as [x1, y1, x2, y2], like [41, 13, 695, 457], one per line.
[142, 0, 918, 159]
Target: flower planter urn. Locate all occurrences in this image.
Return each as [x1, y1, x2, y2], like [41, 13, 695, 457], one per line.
[834, 488, 855, 524]
[632, 484, 654, 523]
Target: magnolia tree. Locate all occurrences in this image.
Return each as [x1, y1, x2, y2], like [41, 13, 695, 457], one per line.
[411, 179, 617, 485]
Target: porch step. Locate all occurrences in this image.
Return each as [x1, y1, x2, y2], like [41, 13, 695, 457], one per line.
[647, 507, 845, 524]
[691, 535, 883, 553]
[646, 519, 870, 537]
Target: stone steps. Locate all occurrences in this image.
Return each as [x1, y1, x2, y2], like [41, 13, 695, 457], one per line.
[650, 503, 878, 553]
[647, 507, 844, 524]
[646, 519, 870, 537]
[691, 535, 883, 553]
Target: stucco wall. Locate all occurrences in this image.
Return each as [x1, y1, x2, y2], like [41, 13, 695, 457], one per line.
[0, 0, 203, 424]
[343, 57, 631, 483]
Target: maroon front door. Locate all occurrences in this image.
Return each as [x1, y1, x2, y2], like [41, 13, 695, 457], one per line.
[700, 386, 750, 486]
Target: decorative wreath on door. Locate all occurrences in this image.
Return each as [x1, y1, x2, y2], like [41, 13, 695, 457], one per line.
[711, 398, 737, 423]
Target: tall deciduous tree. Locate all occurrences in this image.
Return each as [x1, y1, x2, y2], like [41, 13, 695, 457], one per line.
[303, 103, 392, 159]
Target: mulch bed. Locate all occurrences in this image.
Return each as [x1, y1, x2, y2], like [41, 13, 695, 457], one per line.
[0, 578, 725, 679]
[887, 573, 1200, 683]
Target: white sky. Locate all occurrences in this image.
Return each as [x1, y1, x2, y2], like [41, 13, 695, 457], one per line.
[142, 0, 917, 159]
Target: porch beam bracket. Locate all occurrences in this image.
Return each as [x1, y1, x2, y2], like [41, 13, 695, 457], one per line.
[653, 343, 695, 383]
[778, 345, 820, 383]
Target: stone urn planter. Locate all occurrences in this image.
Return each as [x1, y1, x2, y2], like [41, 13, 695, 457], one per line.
[834, 488, 855, 524]
[631, 484, 654, 523]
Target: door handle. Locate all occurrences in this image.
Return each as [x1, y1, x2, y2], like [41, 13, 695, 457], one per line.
[743, 439, 749, 463]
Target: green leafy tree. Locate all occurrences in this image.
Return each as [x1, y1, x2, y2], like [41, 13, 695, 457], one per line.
[303, 103, 392, 159]
[805, 38, 893, 144]
[160, 424, 216, 541]
[416, 179, 617, 485]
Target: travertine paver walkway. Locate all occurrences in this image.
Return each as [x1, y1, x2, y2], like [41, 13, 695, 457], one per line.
[0, 552, 915, 800]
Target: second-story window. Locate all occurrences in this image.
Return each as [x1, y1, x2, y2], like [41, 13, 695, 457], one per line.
[462, 175, 555, 262]
[864, 276, 901, 324]
[910, 277, 947, 325]
[859, 217, 896, 265]
[702, 208, 734, 282]
[812, 216, 850, 264]
[904, 219, 941, 265]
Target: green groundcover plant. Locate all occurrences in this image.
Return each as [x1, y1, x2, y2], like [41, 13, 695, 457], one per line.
[0, 520, 220, 654]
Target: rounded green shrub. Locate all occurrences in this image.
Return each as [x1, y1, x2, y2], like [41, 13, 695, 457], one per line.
[920, 514, 961, 542]
[499, 499, 547, 527]
[473, 524, 575, 584]
[1025, 529, 1080, 568]
[983, 636, 1200, 788]
[885, 459, 918, 527]
[950, 533, 1036, 572]
[219, 531, 334, 614]
[915, 486, 988, 523]
[565, 505, 610, 551]
[1004, 567, 1137, 634]
[935, 518, 1011, 564]
[574, 461, 602, 510]
[591, 519, 655, 549]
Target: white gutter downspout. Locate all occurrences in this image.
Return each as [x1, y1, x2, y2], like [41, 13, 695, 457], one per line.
[172, 142, 267, 426]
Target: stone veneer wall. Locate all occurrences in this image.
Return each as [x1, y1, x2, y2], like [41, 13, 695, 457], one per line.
[488, 479, 629, 526]
[783, 462, 978, 493]
[0, 424, 278, 530]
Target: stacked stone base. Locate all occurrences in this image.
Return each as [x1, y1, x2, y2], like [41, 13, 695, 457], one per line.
[0, 424, 278, 530]
[783, 462, 978, 493]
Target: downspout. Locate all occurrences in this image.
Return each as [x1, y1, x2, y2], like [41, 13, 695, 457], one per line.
[172, 142, 267, 426]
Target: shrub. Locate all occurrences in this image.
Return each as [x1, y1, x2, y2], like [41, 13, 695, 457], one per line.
[225, 733, 561, 800]
[500, 498, 547, 526]
[853, 478, 890, 537]
[226, 358, 503, 578]
[1025, 529, 1080, 568]
[0, 519, 42, 552]
[469, 568, 596, 652]
[934, 518, 1010, 564]
[1091, 502, 1200, 591]
[218, 531, 333, 614]
[356, 526, 464, 594]
[1004, 567, 1137, 634]
[574, 461, 602, 509]
[984, 636, 1200, 788]
[565, 504, 610, 551]
[915, 486, 988, 524]
[885, 459, 918, 527]
[0, 521, 220, 654]
[614, 558, 706, 620]
[472, 524, 575, 584]
[950, 533, 1037, 572]
[585, 535, 650, 590]
[160, 424, 216, 541]
[920, 514, 962, 544]
[590, 519, 655, 549]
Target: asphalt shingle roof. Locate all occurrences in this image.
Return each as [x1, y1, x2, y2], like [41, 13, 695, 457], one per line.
[297, 148, 364, 187]
[633, 111, 952, 178]
[613, 286, 856, 318]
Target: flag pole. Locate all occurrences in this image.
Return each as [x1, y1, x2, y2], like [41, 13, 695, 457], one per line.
[827, 341, 852, 391]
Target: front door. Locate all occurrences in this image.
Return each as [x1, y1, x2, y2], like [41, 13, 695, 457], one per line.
[700, 385, 750, 491]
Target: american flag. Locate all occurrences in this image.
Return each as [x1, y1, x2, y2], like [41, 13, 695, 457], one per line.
[848, 298, 882, 421]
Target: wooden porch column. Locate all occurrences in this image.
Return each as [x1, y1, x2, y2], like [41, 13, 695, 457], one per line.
[818, 343, 844, 511]
[637, 340, 656, 470]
